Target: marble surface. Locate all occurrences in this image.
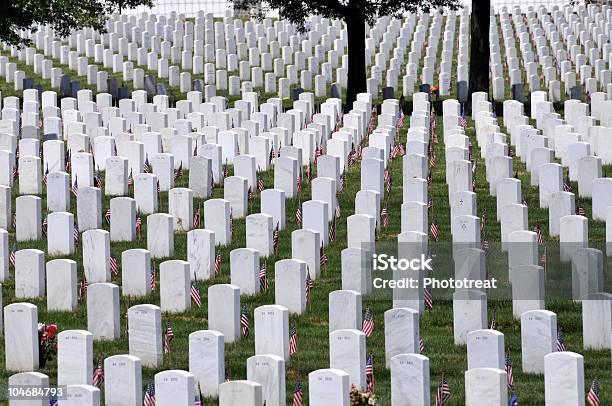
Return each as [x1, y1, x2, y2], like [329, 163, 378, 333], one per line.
[155, 370, 195, 406]
[254, 305, 289, 361]
[16, 195, 42, 242]
[46, 171, 70, 212]
[15, 249, 45, 299]
[152, 153, 174, 192]
[128, 304, 162, 367]
[187, 229, 215, 280]
[329, 290, 362, 334]
[147, 214, 174, 258]
[291, 229, 320, 280]
[204, 199, 231, 246]
[57, 330, 93, 386]
[465, 368, 507, 406]
[77, 186, 102, 231]
[4, 303, 39, 372]
[110, 197, 136, 242]
[582, 292, 612, 350]
[104, 354, 142, 406]
[218, 380, 263, 406]
[104, 156, 128, 196]
[8, 372, 49, 406]
[467, 329, 505, 370]
[247, 355, 285, 406]
[274, 259, 307, 315]
[19, 156, 42, 195]
[355, 190, 381, 229]
[82, 229, 110, 282]
[159, 260, 190, 313]
[347, 214, 375, 250]
[303, 200, 329, 247]
[245, 214, 273, 258]
[390, 354, 430, 406]
[87, 283, 120, 340]
[121, 249, 151, 297]
[188, 155, 212, 199]
[189, 330, 224, 398]
[452, 289, 487, 345]
[46, 259, 77, 311]
[134, 173, 159, 214]
[0, 185, 11, 231]
[592, 177, 612, 220]
[273, 156, 297, 198]
[329, 329, 366, 389]
[230, 248, 260, 295]
[308, 369, 350, 406]
[168, 188, 193, 231]
[521, 310, 556, 374]
[64, 384, 100, 406]
[208, 284, 240, 343]
[544, 352, 585, 406]
[261, 189, 286, 230]
[47, 212, 75, 256]
[341, 247, 371, 295]
[384, 307, 419, 367]
[223, 176, 248, 219]
[312, 177, 337, 220]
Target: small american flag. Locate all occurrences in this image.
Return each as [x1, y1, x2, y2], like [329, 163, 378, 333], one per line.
[386, 172, 392, 194]
[490, 308, 498, 330]
[73, 222, 79, 246]
[358, 144, 363, 158]
[105, 208, 111, 224]
[289, 320, 298, 355]
[292, 381, 303, 406]
[305, 162, 312, 181]
[556, 329, 566, 352]
[460, 110, 468, 129]
[587, 379, 600, 406]
[381, 205, 389, 227]
[94, 172, 102, 188]
[92, 359, 104, 388]
[259, 263, 269, 291]
[424, 286, 433, 310]
[43, 165, 49, 186]
[174, 162, 183, 180]
[576, 206, 585, 216]
[427, 170, 433, 186]
[240, 305, 250, 338]
[295, 202, 302, 226]
[534, 224, 544, 245]
[150, 262, 156, 292]
[257, 177, 265, 192]
[540, 252, 547, 274]
[191, 281, 202, 307]
[305, 269, 314, 302]
[328, 217, 336, 242]
[335, 204, 341, 219]
[248, 186, 254, 202]
[427, 199, 433, 209]
[339, 174, 345, 192]
[563, 175, 572, 192]
[71, 175, 79, 197]
[505, 351, 514, 388]
[215, 254, 222, 276]
[127, 169, 134, 187]
[143, 156, 151, 173]
[49, 394, 58, 405]
[419, 337, 425, 353]
[273, 223, 280, 253]
[109, 251, 118, 275]
[362, 307, 374, 337]
[296, 173, 302, 192]
[509, 391, 518, 406]
[78, 277, 88, 300]
[481, 239, 490, 254]
[430, 218, 440, 241]
[396, 108, 405, 129]
[390, 144, 400, 160]
[365, 354, 375, 391]
[9, 242, 16, 267]
[320, 245, 328, 266]
[143, 382, 156, 406]
[11, 212, 15, 230]
[65, 150, 72, 173]
[42, 216, 48, 237]
[157, 179, 161, 193]
[480, 208, 487, 232]
[163, 321, 174, 354]
[434, 374, 451, 406]
[193, 207, 201, 228]
[135, 216, 142, 236]
[12, 161, 18, 181]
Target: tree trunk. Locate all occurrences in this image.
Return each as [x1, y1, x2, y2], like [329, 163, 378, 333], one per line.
[468, 0, 490, 105]
[344, 12, 367, 113]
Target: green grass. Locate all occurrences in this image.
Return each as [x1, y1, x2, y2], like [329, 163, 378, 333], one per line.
[0, 13, 610, 406]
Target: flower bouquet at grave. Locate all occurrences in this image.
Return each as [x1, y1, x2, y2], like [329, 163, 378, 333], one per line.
[37, 323, 58, 367]
[349, 385, 377, 405]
